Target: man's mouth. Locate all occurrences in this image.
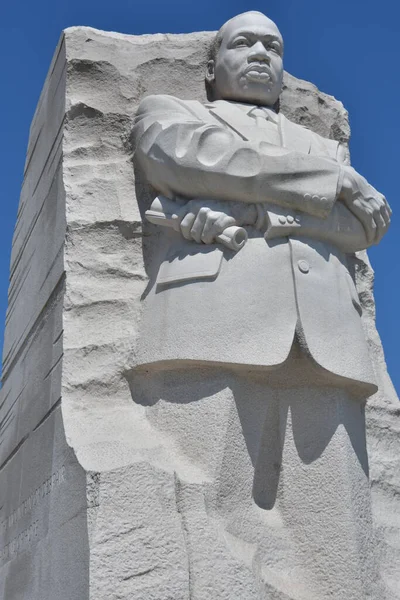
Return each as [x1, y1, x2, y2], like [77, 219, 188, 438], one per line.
[245, 63, 271, 74]
[244, 64, 272, 83]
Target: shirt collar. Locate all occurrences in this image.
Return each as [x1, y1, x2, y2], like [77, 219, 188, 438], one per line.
[231, 101, 279, 124]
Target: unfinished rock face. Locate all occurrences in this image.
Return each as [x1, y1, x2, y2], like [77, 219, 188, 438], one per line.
[0, 26, 398, 600]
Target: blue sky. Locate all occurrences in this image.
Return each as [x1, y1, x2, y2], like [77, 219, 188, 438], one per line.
[1, 0, 399, 392]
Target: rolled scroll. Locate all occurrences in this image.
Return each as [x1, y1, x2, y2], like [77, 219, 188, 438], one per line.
[145, 196, 248, 252]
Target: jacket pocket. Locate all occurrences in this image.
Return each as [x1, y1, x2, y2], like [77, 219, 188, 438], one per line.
[157, 245, 223, 287]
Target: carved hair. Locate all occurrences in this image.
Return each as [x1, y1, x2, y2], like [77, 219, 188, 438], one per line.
[208, 11, 267, 63]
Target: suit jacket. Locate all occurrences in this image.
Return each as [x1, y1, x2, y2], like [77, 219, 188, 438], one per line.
[132, 94, 377, 396]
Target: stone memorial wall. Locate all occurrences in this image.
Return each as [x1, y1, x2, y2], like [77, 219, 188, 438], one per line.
[0, 25, 398, 600]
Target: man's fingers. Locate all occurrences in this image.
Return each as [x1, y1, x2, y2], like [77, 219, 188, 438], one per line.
[201, 214, 235, 244]
[200, 211, 219, 244]
[180, 212, 196, 240]
[179, 205, 237, 244]
[341, 170, 390, 245]
[380, 204, 391, 227]
[352, 200, 376, 245]
[190, 207, 209, 243]
[351, 195, 391, 245]
[371, 196, 390, 243]
[373, 211, 387, 244]
[176, 199, 206, 234]
[365, 213, 377, 245]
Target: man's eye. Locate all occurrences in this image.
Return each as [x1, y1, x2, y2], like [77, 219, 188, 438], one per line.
[267, 42, 282, 54]
[234, 38, 249, 47]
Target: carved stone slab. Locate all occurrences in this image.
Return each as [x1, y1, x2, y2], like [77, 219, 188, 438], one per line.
[0, 26, 398, 600]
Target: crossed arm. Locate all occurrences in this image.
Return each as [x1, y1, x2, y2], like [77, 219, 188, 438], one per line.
[133, 94, 391, 251]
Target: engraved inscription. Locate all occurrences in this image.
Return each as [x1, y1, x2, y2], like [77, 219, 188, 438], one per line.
[0, 521, 39, 562]
[0, 466, 66, 537]
[0, 465, 67, 564]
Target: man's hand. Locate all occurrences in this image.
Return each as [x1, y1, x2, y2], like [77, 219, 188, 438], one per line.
[339, 166, 391, 245]
[176, 200, 258, 244]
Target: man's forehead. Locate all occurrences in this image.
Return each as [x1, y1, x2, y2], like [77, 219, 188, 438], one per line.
[221, 12, 282, 43]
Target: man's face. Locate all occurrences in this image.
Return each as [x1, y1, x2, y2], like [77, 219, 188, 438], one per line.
[208, 13, 284, 107]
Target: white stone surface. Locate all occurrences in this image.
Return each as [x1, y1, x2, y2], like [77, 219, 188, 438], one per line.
[0, 34, 89, 600]
[129, 13, 390, 596]
[132, 89, 378, 389]
[0, 23, 398, 600]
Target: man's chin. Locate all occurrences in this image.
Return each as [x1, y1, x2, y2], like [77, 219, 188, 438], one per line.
[231, 78, 280, 105]
[226, 89, 278, 107]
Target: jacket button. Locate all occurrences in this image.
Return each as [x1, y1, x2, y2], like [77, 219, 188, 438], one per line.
[298, 260, 310, 274]
[287, 215, 294, 224]
[279, 216, 286, 224]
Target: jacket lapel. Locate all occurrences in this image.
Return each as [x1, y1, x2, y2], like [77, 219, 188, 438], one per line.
[205, 101, 256, 141]
[205, 101, 312, 155]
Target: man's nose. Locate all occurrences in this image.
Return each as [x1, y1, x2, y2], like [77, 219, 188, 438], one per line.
[248, 41, 270, 63]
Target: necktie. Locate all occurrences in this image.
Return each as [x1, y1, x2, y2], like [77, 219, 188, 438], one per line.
[248, 106, 278, 127]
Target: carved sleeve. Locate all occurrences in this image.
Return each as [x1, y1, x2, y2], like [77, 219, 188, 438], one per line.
[133, 95, 342, 218]
[336, 143, 351, 166]
[264, 202, 370, 252]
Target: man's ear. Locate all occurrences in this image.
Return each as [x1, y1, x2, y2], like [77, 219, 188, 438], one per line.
[205, 60, 215, 84]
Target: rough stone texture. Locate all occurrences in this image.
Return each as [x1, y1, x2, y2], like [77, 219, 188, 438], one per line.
[0, 35, 89, 600]
[0, 26, 398, 599]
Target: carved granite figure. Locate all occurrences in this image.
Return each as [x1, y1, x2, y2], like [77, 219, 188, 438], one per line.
[132, 10, 391, 599]
[133, 11, 390, 388]
[1, 14, 398, 600]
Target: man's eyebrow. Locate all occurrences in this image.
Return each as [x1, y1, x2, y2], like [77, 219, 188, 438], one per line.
[230, 31, 282, 43]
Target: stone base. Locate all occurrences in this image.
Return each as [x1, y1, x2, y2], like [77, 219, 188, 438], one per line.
[121, 368, 382, 600]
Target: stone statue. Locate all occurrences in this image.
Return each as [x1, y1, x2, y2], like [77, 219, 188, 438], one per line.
[2, 13, 399, 600]
[132, 11, 391, 600]
[133, 11, 390, 384]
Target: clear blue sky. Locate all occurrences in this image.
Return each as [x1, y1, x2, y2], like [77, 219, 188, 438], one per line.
[1, 0, 399, 392]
